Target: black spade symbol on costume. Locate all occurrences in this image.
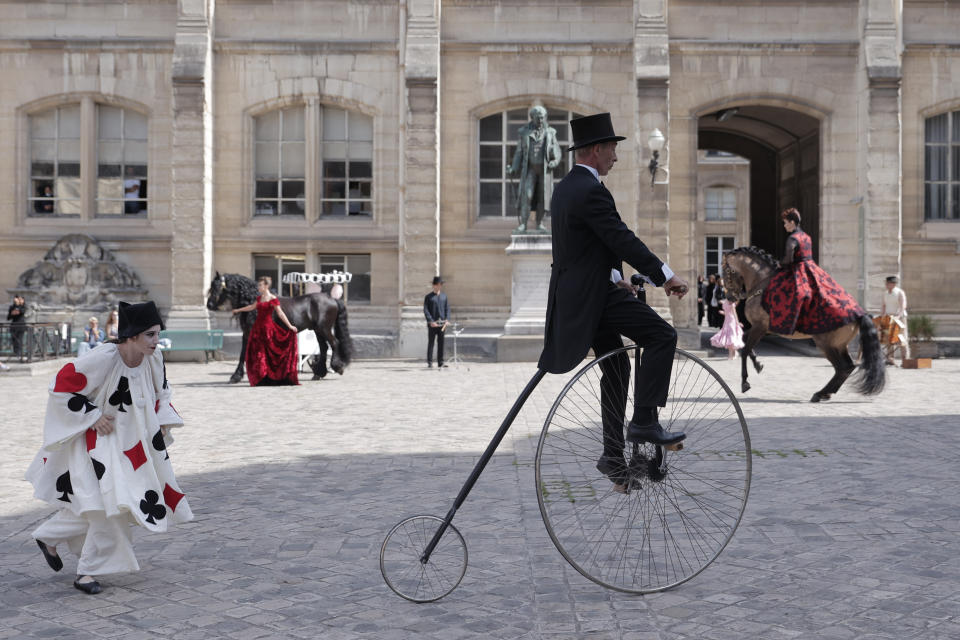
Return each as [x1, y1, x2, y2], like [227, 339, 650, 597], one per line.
[152, 430, 169, 460]
[109, 376, 132, 413]
[67, 393, 96, 414]
[91, 458, 106, 481]
[55, 471, 73, 502]
[139, 490, 167, 525]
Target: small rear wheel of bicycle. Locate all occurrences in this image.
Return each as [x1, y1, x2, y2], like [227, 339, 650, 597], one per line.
[380, 515, 468, 603]
[535, 346, 751, 594]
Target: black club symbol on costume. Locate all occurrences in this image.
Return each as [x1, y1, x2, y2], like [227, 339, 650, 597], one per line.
[109, 376, 132, 413]
[67, 393, 96, 414]
[152, 430, 169, 460]
[55, 471, 74, 502]
[139, 490, 167, 525]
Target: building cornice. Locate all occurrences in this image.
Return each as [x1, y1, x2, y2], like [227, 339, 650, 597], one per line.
[0, 38, 174, 53]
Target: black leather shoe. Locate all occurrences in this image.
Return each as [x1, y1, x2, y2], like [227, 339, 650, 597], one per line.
[626, 421, 686, 446]
[596, 455, 629, 485]
[36, 540, 62, 572]
[73, 577, 102, 595]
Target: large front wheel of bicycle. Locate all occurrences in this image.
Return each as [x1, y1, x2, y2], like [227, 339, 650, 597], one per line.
[535, 347, 751, 594]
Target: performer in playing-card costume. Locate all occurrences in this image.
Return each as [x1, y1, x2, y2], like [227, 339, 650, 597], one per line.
[25, 301, 192, 595]
[763, 208, 864, 335]
[232, 275, 299, 386]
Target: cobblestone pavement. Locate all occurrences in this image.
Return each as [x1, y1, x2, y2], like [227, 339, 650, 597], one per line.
[1, 347, 958, 639]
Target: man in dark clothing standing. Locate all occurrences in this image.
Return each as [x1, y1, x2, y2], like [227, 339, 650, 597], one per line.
[7, 295, 27, 360]
[538, 113, 689, 486]
[423, 276, 450, 368]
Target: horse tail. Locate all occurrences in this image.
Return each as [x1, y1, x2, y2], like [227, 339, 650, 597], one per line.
[334, 299, 354, 366]
[854, 314, 886, 395]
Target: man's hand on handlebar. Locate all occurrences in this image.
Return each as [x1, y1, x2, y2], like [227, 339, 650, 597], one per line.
[663, 275, 690, 299]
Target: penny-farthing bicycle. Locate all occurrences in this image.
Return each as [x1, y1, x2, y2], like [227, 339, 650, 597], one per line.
[380, 346, 751, 602]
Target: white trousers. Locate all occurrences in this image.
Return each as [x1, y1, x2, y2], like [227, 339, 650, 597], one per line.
[33, 509, 139, 576]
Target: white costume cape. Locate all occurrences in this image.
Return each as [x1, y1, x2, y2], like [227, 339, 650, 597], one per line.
[25, 344, 193, 531]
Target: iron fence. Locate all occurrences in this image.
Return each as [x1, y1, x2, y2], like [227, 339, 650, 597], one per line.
[0, 322, 73, 363]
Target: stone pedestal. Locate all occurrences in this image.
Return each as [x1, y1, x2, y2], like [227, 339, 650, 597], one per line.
[503, 234, 552, 336]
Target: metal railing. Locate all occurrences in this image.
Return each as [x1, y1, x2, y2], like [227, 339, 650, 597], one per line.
[0, 322, 73, 363]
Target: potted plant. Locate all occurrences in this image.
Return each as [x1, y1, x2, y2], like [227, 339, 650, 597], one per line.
[905, 314, 938, 364]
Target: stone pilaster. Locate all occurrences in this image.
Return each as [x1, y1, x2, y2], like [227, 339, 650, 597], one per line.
[167, 0, 214, 331]
[859, 0, 902, 310]
[634, 0, 695, 347]
[398, 0, 441, 357]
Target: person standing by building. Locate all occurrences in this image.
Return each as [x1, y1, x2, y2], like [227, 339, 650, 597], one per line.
[423, 276, 449, 368]
[696, 274, 705, 326]
[26, 301, 193, 595]
[7, 294, 27, 360]
[104, 309, 120, 341]
[880, 275, 909, 364]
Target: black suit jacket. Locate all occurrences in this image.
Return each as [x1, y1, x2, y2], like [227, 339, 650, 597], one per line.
[423, 291, 449, 324]
[538, 165, 667, 374]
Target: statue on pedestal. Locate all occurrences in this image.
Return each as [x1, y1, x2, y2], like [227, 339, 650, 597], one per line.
[506, 105, 561, 234]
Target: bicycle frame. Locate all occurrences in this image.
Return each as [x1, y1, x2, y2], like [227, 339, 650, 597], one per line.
[419, 368, 547, 564]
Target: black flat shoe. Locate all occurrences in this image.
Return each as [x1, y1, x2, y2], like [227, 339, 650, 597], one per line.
[596, 454, 629, 485]
[73, 577, 102, 595]
[626, 421, 686, 446]
[36, 540, 62, 572]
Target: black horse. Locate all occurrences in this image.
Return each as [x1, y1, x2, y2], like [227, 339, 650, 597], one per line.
[206, 272, 353, 383]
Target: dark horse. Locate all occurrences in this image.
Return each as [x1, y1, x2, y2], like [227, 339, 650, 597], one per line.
[722, 247, 885, 402]
[206, 272, 353, 383]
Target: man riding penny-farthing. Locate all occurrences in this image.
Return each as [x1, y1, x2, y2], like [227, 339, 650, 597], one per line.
[381, 114, 752, 602]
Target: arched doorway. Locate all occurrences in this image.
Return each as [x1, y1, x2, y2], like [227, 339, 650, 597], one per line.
[698, 106, 821, 262]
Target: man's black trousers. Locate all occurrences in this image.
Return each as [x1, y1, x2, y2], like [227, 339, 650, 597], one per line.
[427, 325, 445, 365]
[591, 285, 677, 457]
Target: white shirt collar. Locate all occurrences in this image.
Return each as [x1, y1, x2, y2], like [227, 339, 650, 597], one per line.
[576, 163, 600, 182]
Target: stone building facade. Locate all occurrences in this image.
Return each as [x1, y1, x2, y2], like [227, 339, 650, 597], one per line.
[1, 0, 958, 356]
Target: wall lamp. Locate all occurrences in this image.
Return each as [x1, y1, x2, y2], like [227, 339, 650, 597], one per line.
[647, 128, 665, 187]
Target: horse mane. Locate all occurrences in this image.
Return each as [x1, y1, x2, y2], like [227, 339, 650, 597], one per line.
[226, 273, 258, 306]
[727, 246, 781, 271]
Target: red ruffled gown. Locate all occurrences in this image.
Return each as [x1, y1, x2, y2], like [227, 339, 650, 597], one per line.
[762, 229, 864, 335]
[245, 296, 299, 386]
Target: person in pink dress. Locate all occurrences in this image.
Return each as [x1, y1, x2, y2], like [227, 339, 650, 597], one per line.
[232, 276, 299, 386]
[710, 288, 745, 359]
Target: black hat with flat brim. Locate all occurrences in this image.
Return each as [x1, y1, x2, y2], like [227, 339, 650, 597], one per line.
[568, 113, 626, 151]
[118, 301, 165, 339]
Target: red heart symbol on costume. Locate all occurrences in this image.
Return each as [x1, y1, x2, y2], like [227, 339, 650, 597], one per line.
[54, 363, 87, 393]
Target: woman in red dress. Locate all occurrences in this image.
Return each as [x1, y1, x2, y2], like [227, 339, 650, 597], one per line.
[763, 208, 864, 335]
[232, 276, 299, 386]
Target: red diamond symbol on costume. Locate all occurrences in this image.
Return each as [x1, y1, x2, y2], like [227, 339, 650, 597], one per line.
[54, 363, 87, 393]
[86, 428, 97, 452]
[123, 441, 148, 471]
[163, 483, 185, 512]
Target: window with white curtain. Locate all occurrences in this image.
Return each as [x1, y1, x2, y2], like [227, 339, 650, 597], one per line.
[704, 187, 737, 220]
[255, 107, 306, 217]
[29, 105, 81, 216]
[97, 106, 148, 215]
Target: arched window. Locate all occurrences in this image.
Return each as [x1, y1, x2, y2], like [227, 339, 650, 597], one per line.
[477, 106, 581, 219]
[28, 101, 148, 217]
[253, 104, 373, 219]
[704, 186, 737, 220]
[924, 110, 960, 220]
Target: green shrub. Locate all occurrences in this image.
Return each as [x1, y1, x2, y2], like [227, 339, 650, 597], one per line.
[907, 314, 937, 342]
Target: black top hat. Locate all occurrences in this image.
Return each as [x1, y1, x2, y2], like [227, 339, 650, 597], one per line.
[432, 276, 444, 285]
[568, 113, 626, 151]
[118, 301, 165, 339]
